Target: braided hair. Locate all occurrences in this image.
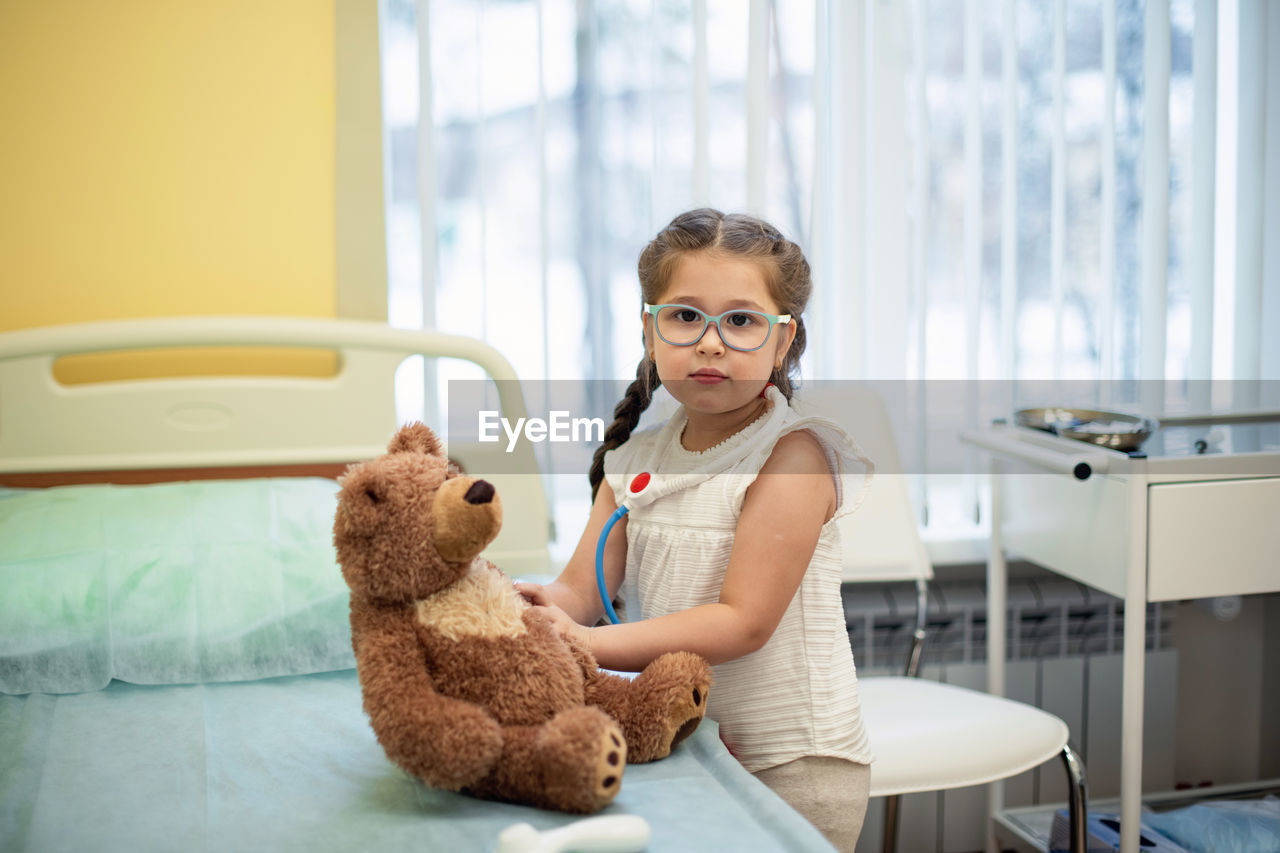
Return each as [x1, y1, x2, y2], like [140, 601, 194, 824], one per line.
[588, 208, 813, 499]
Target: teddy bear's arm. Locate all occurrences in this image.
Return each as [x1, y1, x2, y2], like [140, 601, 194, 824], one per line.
[353, 608, 504, 790]
[559, 629, 600, 676]
[547, 617, 651, 729]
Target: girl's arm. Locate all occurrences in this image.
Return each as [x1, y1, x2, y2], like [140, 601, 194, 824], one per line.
[515, 483, 628, 626]
[556, 429, 837, 672]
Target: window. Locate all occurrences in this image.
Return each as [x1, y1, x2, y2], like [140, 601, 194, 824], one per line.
[380, 0, 1278, 560]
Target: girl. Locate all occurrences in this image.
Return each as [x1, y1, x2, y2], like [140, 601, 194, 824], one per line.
[517, 208, 873, 850]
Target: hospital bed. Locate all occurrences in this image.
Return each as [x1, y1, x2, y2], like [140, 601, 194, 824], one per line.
[0, 316, 836, 852]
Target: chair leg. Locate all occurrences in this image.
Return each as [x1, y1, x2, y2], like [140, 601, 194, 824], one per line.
[1060, 744, 1089, 853]
[881, 794, 900, 853]
[882, 750, 1084, 853]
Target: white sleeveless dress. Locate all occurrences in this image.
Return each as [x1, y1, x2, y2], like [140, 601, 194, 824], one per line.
[603, 386, 876, 772]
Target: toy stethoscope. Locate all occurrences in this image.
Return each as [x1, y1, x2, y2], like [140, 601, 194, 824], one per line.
[591, 386, 875, 625]
[594, 470, 684, 624]
[593, 387, 778, 624]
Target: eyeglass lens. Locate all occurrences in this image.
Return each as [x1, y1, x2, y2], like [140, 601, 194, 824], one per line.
[655, 305, 774, 351]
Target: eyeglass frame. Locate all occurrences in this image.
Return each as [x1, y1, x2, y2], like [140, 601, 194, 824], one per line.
[643, 303, 793, 353]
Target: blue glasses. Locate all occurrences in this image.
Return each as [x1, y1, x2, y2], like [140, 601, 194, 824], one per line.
[644, 303, 792, 352]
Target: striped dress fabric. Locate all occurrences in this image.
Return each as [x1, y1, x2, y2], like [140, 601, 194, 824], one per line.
[604, 387, 876, 772]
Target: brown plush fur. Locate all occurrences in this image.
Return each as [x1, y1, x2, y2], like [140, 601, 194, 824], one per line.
[335, 422, 712, 813]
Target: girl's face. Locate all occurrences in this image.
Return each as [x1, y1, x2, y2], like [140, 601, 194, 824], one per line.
[644, 251, 796, 419]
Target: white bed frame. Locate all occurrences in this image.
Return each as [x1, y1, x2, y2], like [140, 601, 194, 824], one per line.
[0, 315, 552, 574]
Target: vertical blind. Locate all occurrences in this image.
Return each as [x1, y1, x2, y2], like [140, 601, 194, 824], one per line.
[381, 0, 1278, 549]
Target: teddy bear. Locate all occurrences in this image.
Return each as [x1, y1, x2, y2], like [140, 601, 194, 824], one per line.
[334, 422, 713, 814]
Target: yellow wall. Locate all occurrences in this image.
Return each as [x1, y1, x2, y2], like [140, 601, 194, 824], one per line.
[0, 1, 338, 329]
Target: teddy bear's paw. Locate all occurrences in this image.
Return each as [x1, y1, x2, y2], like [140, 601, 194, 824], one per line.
[589, 725, 627, 802]
[537, 708, 627, 813]
[625, 651, 712, 763]
[654, 659, 710, 758]
[665, 682, 707, 752]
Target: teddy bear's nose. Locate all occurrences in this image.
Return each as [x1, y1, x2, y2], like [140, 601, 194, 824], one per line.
[464, 480, 495, 505]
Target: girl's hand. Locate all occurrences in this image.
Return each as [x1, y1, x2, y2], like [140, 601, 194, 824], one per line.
[514, 581, 551, 607]
[532, 601, 591, 648]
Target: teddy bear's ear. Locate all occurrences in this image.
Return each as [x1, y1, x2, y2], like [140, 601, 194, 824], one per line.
[335, 463, 390, 534]
[387, 422, 444, 457]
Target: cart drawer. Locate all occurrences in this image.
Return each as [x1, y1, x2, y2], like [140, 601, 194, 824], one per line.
[1146, 477, 1280, 601]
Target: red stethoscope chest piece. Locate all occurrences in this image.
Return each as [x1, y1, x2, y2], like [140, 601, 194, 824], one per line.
[629, 472, 651, 495]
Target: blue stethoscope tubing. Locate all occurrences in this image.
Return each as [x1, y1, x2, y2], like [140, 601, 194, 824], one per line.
[595, 505, 629, 625]
[592, 470, 701, 625]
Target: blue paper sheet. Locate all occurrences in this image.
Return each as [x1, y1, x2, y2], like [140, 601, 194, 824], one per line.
[1, 670, 835, 852]
[0, 480, 354, 694]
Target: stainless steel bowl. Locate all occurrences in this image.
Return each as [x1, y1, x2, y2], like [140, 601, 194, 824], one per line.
[1014, 407, 1158, 452]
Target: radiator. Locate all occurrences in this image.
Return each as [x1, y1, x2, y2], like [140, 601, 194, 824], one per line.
[845, 577, 1178, 853]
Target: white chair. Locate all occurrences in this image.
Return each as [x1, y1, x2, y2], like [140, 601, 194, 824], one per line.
[796, 387, 1088, 853]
